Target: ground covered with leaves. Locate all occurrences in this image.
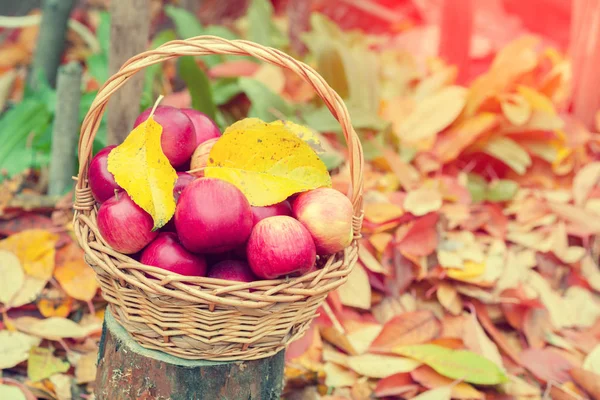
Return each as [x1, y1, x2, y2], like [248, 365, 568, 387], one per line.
[1, 1, 600, 399]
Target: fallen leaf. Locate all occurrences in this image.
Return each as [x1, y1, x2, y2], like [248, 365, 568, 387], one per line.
[48, 373, 72, 400]
[480, 136, 532, 175]
[75, 351, 97, 384]
[37, 290, 74, 318]
[446, 261, 486, 283]
[27, 347, 70, 382]
[0, 385, 27, 400]
[0, 229, 58, 280]
[373, 372, 416, 398]
[411, 366, 485, 400]
[396, 86, 467, 143]
[517, 85, 556, 114]
[345, 324, 383, 355]
[364, 203, 404, 224]
[393, 344, 508, 385]
[583, 344, 600, 374]
[324, 362, 358, 387]
[501, 375, 541, 398]
[205, 118, 331, 206]
[13, 316, 102, 340]
[337, 264, 371, 310]
[0, 331, 41, 369]
[463, 313, 505, 371]
[358, 246, 386, 274]
[573, 162, 600, 207]
[9, 277, 47, 308]
[433, 113, 499, 163]
[370, 311, 441, 353]
[0, 250, 24, 306]
[410, 386, 452, 400]
[472, 301, 522, 365]
[521, 348, 574, 383]
[404, 187, 443, 216]
[54, 244, 98, 302]
[107, 113, 178, 229]
[570, 367, 600, 400]
[436, 283, 462, 315]
[500, 93, 531, 126]
[396, 213, 439, 257]
[346, 354, 420, 378]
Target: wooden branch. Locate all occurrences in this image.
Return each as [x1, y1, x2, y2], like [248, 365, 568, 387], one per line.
[28, 0, 76, 89]
[95, 309, 285, 400]
[48, 62, 82, 196]
[107, 0, 151, 145]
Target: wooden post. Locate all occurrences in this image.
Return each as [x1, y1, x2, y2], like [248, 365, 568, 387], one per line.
[95, 309, 286, 400]
[107, 0, 151, 145]
[28, 0, 76, 89]
[48, 62, 82, 196]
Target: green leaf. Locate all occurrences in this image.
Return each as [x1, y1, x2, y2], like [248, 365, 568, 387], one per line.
[97, 12, 111, 54]
[487, 179, 519, 202]
[86, 53, 108, 84]
[204, 25, 238, 40]
[178, 57, 217, 121]
[0, 99, 52, 180]
[212, 78, 243, 105]
[247, 0, 287, 48]
[238, 77, 293, 121]
[164, 5, 203, 39]
[467, 173, 487, 204]
[393, 344, 508, 385]
[27, 347, 70, 382]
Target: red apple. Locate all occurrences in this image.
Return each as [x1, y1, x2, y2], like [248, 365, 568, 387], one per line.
[173, 172, 195, 203]
[246, 216, 316, 279]
[97, 192, 158, 254]
[207, 259, 256, 282]
[251, 201, 292, 226]
[292, 188, 353, 255]
[134, 106, 196, 168]
[89, 145, 120, 203]
[189, 138, 218, 177]
[140, 232, 207, 276]
[181, 108, 221, 145]
[175, 178, 253, 254]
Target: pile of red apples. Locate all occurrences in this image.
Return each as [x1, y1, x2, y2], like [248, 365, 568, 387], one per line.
[89, 106, 354, 283]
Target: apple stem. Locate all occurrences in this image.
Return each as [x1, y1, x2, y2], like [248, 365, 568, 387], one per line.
[186, 166, 205, 175]
[114, 189, 119, 201]
[149, 95, 164, 120]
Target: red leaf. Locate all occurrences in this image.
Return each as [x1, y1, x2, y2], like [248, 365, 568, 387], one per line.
[369, 310, 441, 353]
[482, 203, 508, 238]
[373, 372, 416, 398]
[472, 301, 522, 365]
[521, 348, 575, 383]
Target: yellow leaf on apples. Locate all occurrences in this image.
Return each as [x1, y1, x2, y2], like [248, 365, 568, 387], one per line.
[205, 118, 331, 206]
[107, 115, 177, 230]
[0, 229, 58, 280]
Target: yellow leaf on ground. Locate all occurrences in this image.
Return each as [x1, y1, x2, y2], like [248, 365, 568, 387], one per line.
[75, 351, 98, 384]
[516, 85, 556, 114]
[364, 203, 404, 224]
[500, 94, 531, 126]
[54, 244, 98, 302]
[436, 283, 462, 315]
[205, 118, 331, 206]
[404, 187, 443, 216]
[358, 246, 386, 274]
[346, 324, 383, 355]
[347, 354, 421, 378]
[27, 347, 70, 382]
[10, 276, 47, 308]
[0, 331, 41, 369]
[0, 229, 58, 280]
[0, 250, 24, 305]
[337, 264, 371, 310]
[37, 289, 74, 318]
[433, 113, 499, 163]
[396, 86, 467, 143]
[0, 385, 27, 400]
[411, 387, 452, 400]
[107, 115, 177, 230]
[446, 261, 486, 282]
[480, 136, 532, 175]
[13, 316, 102, 340]
[324, 362, 358, 388]
[369, 232, 393, 253]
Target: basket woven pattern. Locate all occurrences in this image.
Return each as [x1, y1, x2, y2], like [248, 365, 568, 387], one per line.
[73, 36, 364, 361]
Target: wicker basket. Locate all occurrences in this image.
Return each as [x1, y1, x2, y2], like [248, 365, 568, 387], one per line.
[73, 36, 364, 361]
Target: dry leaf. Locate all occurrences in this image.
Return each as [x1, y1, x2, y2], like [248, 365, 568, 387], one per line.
[373, 372, 416, 398]
[433, 113, 499, 163]
[500, 93, 531, 126]
[396, 86, 467, 143]
[48, 374, 72, 400]
[324, 362, 358, 387]
[54, 244, 98, 302]
[501, 375, 541, 398]
[38, 289, 74, 318]
[9, 277, 47, 308]
[0, 331, 41, 369]
[446, 261, 486, 282]
[521, 348, 574, 383]
[570, 367, 600, 400]
[370, 311, 440, 353]
[463, 313, 505, 372]
[0, 250, 24, 306]
[75, 351, 97, 384]
[410, 386, 452, 400]
[345, 324, 383, 355]
[27, 347, 70, 382]
[358, 246, 386, 274]
[363, 203, 404, 224]
[346, 354, 420, 378]
[404, 187, 443, 216]
[480, 136, 532, 175]
[13, 316, 102, 340]
[205, 118, 331, 206]
[0, 229, 58, 280]
[337, 264, 371, 310]
[0, 385, 28, 400]
[436, 283, 462, 315]
[107, 114, 178, 229]
[584, 344, 600, 374]
[573, 162, 600, 207]
[517, 85, 556, 114]
[411, 366, 485, 400]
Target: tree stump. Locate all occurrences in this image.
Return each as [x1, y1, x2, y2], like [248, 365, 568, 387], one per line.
[95, 309, 285, 400]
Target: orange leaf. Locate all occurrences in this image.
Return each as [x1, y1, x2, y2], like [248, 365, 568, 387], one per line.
[411, 366, 485, 400]
[570, 367, 600, 399]
[54, 243, 98, 302]
[472, 301, 522, 365]
[436, 283, 463, 316]
[395, 213, 439, 257]
[363, 203, 404, 224]
[337, 263, 371, 310]
[433, 113, 499, 163]
[369, 232, 393, 253]
[373, 372, 417, 398]
[0, 229, 58, 281]
[37, 290, 73, 318]
[370, 311, 441, 353]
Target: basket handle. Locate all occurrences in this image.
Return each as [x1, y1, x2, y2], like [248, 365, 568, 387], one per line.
[76, 36, 364, 217]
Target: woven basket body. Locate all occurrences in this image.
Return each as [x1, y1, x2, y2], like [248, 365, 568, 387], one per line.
[74, 36, 364, 361]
